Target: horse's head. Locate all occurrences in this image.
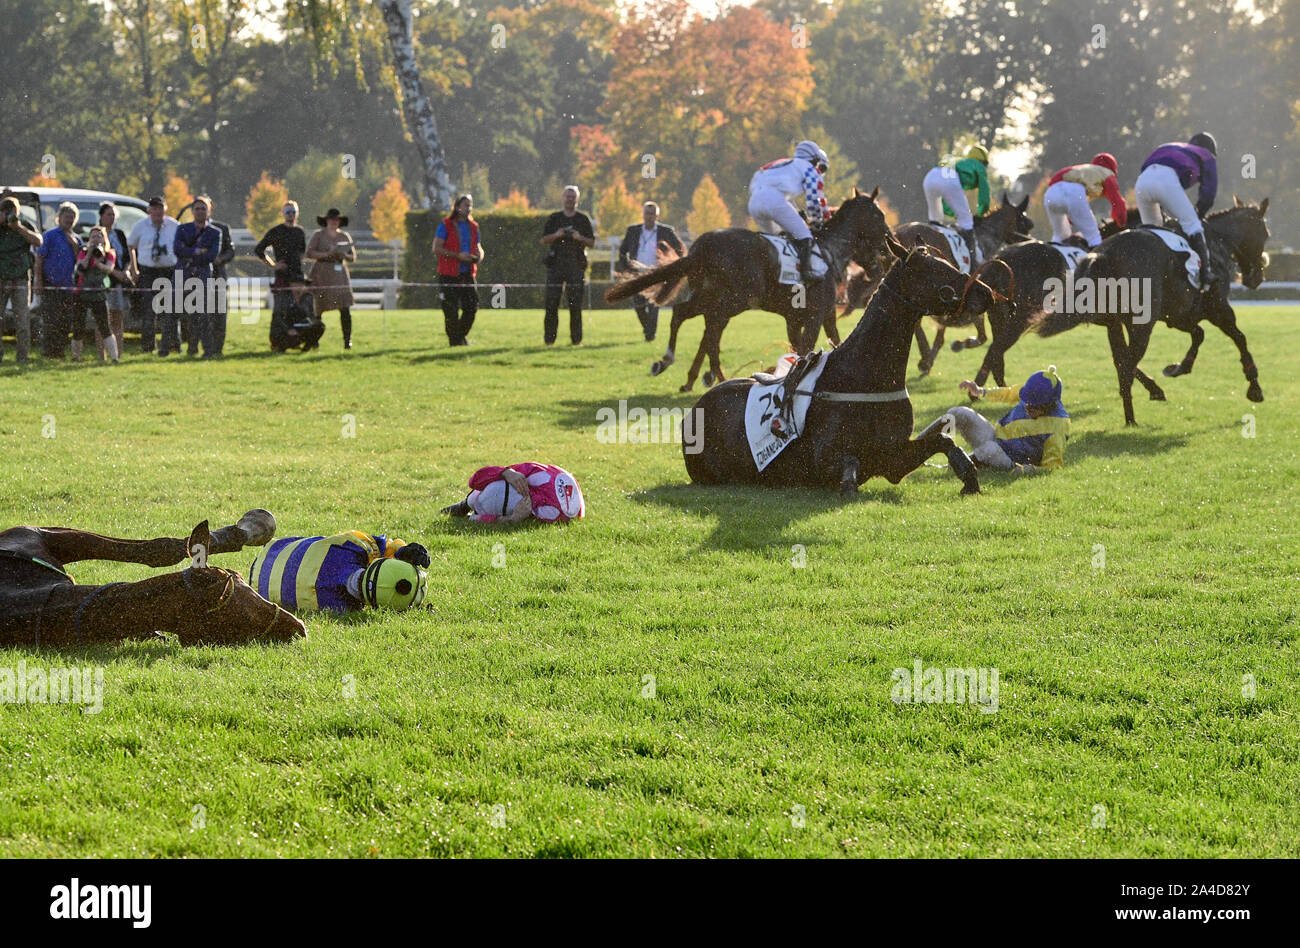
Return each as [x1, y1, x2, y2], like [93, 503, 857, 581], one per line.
[981, 191, 1034, 241]
[173, 566, 306, 645]
[885, 233, 996, 324]
[1223, 196, 1271, 289]
[828, 185, 891, 269]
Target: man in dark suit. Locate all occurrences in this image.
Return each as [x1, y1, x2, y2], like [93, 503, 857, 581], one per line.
[615, 202, 685, 342]
[207, 199, 235, 357]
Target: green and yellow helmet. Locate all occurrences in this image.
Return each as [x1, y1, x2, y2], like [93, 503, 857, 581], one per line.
[361, 557, 427, 610]
[966, 144, 990, 164]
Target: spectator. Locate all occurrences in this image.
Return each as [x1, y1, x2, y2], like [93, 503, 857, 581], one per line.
[616, 201, 684, 342]
[540, 185, 595, 345]
[173, 195, 222, 358]
[33, 202, 82, 360]
[70, 226, 122, 363]
[255, 200, 322, 352]
[126, 195, 179, 355]
[306, 208, 357, 349]
[97, 203, 131, 361]
[432, 194, 484, 347]
[206, 198, 236, 357]
[0, 196, 41, 364]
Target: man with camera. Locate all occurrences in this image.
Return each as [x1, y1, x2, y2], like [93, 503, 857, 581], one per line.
[0, 196, 41, 364]
[33, 202, 83, 360]
[127, 196, 180, 355]
[540, 185, 595, 345]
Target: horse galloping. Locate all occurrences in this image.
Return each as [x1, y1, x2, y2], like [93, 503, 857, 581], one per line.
[605, 188, 892, 392]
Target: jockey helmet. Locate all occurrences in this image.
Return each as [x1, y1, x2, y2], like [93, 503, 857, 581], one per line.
[1090, 152, 1118, 175]
[1188, 131, 1217, 155]
[794, 140, 824, 165]
[362, 557, 427, 610]
[1019, 366, 1063, 409]
[966, 144, 990, 164]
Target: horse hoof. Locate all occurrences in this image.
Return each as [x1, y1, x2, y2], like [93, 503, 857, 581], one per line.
[1162, 363, 1185, 378]
[1247, 381, 1264, 402]
[702, 371, 716, 387]
[1150, 390, 1167, 402]
[679, 383, 693, 393]
[960, 483, 981, 496]
[918, 365, 931, 378]
[650, 361, 664, 376]
[950, 340, 964, 353]
[966, 337, 987, 350]
[237, 508, 276, 546]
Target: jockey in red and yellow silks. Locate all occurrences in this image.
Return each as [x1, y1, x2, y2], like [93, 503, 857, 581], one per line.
[1043, 152, 1126, 247]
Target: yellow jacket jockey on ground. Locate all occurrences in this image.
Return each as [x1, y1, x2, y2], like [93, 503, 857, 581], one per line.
[248, 530, 430, 612]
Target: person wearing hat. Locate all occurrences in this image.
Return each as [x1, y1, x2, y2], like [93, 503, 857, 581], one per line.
[923, 144, 992, 264]
[0, 196, 41, 364]
[1135, 132, 1219, 287]
[126, 195, 180, 355]
[747, 140, 830, 285]
[254, 200, 322, 351]
[306, 208, 357, 349]
[248, 530, 430, 613]
[1043, 153, 1127, 248]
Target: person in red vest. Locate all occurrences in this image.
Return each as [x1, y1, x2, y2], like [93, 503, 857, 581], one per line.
[433, 194, 486, 346]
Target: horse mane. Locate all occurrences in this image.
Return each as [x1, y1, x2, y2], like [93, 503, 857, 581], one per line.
[1206, 203, 1259, 220]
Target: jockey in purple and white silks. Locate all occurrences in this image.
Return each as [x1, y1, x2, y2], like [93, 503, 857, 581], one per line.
[1135, 131, 1219, 287]
[748, 139, 829, 284]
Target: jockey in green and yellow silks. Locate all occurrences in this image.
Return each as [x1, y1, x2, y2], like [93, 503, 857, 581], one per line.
[923, 144, 992, 263]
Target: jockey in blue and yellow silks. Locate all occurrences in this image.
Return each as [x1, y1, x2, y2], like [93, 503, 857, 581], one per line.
[249, 531, 429, 613]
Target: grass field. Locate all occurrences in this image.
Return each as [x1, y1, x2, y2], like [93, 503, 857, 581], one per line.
[1, 303, 1297, 858]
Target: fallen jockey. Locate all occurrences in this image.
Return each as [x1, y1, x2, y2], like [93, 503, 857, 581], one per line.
[919, 367, 1071, 474]
[248, 530, 430, 612]
[748, 139, 830, 285]
[442, 463, 586, 524]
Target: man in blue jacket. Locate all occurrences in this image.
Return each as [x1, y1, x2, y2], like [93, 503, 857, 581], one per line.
[173, 195, 223, 358]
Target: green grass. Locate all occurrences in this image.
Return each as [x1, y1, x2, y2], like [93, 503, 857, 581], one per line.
[1, 304, 1297, 858]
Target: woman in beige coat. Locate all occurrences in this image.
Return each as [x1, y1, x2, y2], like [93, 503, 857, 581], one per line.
[306, 208, 357, 348]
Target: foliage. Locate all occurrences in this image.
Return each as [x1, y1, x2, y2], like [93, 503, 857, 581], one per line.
[594, 178, 640, 237]
[368, 177, 411, 244]
[164, 174, 195, 214]
[285, 148, 362, 224]
[687, 175, 730, 236]
[245, 171, 289, 234]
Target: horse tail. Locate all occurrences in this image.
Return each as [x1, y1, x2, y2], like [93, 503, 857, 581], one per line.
[605, 254, 695, 304]
[1032, 308, 1090, 338]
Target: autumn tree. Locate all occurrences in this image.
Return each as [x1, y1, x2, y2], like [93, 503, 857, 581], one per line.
[493, 188, 533, 214]
[285, 148, 362, 223]
[164, 173, 195, 214]
[369, 177, 411, 243]
[245, 172, 289, 234]
[595, 177, 640, 235]
[687, 175, 730, 236]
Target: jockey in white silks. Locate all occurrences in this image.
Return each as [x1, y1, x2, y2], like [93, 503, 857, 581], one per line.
[748, 139, 829, 284]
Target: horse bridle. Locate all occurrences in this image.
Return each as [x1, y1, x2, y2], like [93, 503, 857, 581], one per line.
[183, 567, 284, 640]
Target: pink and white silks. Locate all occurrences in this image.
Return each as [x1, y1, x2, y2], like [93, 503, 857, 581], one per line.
[466, 462, 586, 524]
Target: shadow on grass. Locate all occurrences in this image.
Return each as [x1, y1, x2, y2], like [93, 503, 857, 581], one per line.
[632, 481, 905, 551]
[550, 391, 702, 433]
[1070, 428, 1190, 459]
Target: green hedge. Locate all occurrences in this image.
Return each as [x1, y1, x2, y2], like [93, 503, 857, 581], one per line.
[1264, 250, 1300, 282]
[401, 210, 629, 310]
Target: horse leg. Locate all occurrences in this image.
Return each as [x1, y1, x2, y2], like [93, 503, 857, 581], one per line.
[1106, 321, 1138, 426]
[925, 321, 947, 370]
[701, 319, 728, 387]
[1206, 300, 1264, 402]
[652, 298, 698, 376]
[955, 314, 988, 351]
[24, 510, 274, 569]
[838, 454, 860, 496]
[1163, 324, 1204, 378]
[915, 325, 934, 375]
[1124, 321, 1164, 402]
[878, 433, 979, 495]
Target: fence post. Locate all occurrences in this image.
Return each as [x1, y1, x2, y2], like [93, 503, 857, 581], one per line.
[382, 280, 398, 310]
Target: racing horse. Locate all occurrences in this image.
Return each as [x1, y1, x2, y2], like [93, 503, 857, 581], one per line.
[606, 188, 892, 392]
[1036, 198, 1270, 425]
[684, 234, 997, 494]
[0, 509, 305, 648]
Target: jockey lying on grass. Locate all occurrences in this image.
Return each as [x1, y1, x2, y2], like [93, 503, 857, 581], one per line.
[1044, 152, 1127, 248]
[921, 368, 1070, 474]
[442, 463, 586, 524]
[747, 139, 829, 286]
[249, 531, 430, 612]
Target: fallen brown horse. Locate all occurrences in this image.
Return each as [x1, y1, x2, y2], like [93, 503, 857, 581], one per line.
[0, 509, 306, 648]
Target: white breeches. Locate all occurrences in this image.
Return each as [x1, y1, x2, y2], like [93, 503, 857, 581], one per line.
[923, 166, 974, 229]
[748, 187, 811, 240]
[943, 406, 1015, 470]
[1043, 181, 1102, 247]
[1135, 164, 1202, 235]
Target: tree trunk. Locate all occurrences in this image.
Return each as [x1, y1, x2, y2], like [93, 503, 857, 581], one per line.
[377, 0, 454, 212]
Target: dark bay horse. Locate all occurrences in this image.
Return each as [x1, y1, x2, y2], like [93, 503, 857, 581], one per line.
[606, 188, 892, 392]
[0, 510, 305, 648]
[1036, 199, 1270, 425]
[684, 235, 996, 495]
[839, 193, 1034, 374]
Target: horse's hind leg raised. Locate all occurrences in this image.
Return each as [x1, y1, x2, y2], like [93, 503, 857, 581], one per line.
[651, 298, 701, 377]
[1205, 298, 1263, 402]
[1163, 324, 1204, 378]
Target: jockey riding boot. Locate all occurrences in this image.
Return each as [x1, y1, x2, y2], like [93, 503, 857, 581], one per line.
[794, 237, 821, 284]
[959, 228, 980, 265]
[1188, 231, 1215, 289]
[440, 499, 472, 517]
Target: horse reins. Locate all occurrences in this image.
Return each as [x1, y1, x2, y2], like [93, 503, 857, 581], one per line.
[72, 582, 127, 645]
[964, 258, 1014, 307]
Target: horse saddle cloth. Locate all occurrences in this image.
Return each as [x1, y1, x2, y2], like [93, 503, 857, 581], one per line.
[744, 351, 829, 472]
[760, 233, 831, 284]
[1143, 227, 1201, 287]
[931, 224, 973, 274]
[1049, 242, 1089, 271]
